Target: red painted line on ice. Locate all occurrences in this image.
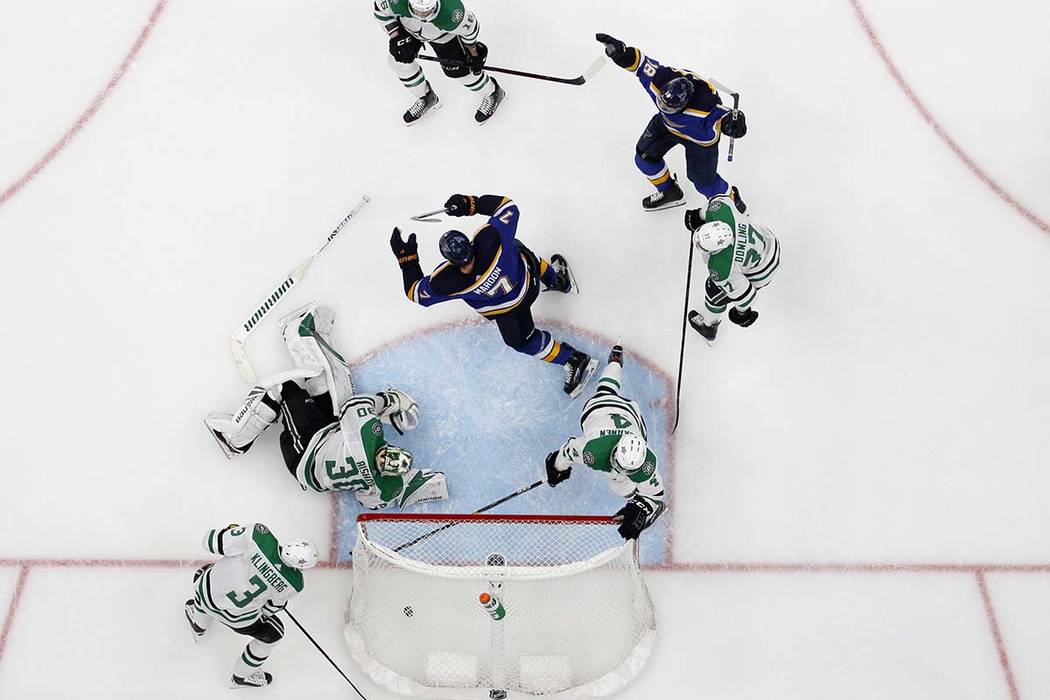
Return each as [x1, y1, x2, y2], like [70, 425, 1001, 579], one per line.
[848, 0, 1049, 234]
[0, 0, 168, 208]
[976, 571, 1022, 700]
[0, 566, 30, 664]
[656, 561, 1050, 574]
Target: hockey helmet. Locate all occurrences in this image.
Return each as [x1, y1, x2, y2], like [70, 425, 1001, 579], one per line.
[695, 220, 734, 254]
[656, 76, 694, 114]
[439, 230, 474, 266]
[408, 0, 440, 21]
[377, 444, 414, 476]
[613, 434, 648, 473]
[280, 540, 319, 570]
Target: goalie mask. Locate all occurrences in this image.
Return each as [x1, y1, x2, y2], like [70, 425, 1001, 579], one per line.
[695, 221, 734, 254]
[612, 434, 648, 473]
[279, 540, 319, 570]
[376, 444, 414, 475]
[408, 0, 440, 21]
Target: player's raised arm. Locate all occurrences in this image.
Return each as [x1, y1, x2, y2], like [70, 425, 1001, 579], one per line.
[445, 193, 519, 240]
[390, 227, 448, 307]
[595, 33, 643, 73]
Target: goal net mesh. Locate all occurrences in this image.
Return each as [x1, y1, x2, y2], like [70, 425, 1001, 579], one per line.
[344, 514, 656, 699]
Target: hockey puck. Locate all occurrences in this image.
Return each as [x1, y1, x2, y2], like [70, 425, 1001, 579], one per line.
[404, 606, 413, 617]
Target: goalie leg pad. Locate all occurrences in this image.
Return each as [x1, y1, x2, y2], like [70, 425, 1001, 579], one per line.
[206, 389, 280, 452]
[398, 470, 449, 509]
[280, 302, 355, 412]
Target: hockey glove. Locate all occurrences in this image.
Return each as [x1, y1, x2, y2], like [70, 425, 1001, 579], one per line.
[684, 207, 706, 232]
[390, 227, 419, 266]
[614, 497, 662, 540]
[721, 109, 747, 139]
[545, 451, 571, 487]
[729, 306, 758, 328]
[465, 42, 488, 74]
[595, 33, 634, 69]
[443, 194, 476, 217]
[389, 33, 422, 64]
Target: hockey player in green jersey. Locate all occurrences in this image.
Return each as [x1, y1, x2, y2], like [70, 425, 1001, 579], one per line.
[683, 196, 782, 344]
[375, 0, 506, 124]
[206, 302, 449, 510]
[184, 523, 317, 688]
[544, 344, 667, 540]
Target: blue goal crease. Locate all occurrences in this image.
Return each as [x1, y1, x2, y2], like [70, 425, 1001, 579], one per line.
[335, 323, 673, 566]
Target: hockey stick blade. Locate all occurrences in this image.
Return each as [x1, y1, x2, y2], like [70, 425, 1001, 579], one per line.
[410, 206, 449, 223]
[418, 54, 607, 86]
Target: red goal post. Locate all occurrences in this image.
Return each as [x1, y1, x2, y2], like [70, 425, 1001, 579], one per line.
[344, 513, 656, 698]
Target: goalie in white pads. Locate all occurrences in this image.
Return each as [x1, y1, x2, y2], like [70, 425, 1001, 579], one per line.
[206, 302, 449, 510]
[544, 344, 667, 540]
[184, 523, 317, 688]
[683, 196, 782, 344]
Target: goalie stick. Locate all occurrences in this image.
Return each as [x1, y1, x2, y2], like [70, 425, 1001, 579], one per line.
[231, 195, 370, 382]
[418, 54, 607, 86]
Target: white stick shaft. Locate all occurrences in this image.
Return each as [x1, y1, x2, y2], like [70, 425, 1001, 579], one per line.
[231, 194, 371, 382]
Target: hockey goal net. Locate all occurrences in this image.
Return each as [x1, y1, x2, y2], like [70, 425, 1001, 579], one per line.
[344, 514, 656, 699]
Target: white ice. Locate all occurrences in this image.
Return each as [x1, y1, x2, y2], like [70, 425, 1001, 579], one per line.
[0, 0, 1048, 698]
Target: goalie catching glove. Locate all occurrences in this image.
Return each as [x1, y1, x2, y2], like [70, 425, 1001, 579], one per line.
[375, 388, 421, 434]
[614, 496, 665, 540]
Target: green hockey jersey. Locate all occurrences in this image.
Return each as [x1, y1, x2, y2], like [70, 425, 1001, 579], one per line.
[701, 196, 781, 314]
[373, 0, 480, 45]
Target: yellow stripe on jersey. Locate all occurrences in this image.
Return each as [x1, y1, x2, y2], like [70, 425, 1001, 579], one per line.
[627, 48, 642, 73]
[649, 170, 671, 186]
[407, 280, 419, 301]
[452, 244, 502, 296]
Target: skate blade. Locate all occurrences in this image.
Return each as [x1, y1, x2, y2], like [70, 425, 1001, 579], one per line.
[569, 358, 600, 399]
[642, 199, 686, 212]
[204, 419, 234, 460]
[405, 99, 443, 127]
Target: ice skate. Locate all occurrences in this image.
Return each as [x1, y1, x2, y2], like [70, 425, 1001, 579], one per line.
[403, 89, 441, 126]
[547, 253, 578, 294]
[204, 417, 242, 460]
[563, 351, 599, 398]
[729, 185, 747, 214]
[474, 80, 506, 125]
[231, 671, 273, 689]
[642, 178, 685, 211]
[687, 310, 719, 345]
[608, 343, 624, 365]
[184, 600, 207, 643]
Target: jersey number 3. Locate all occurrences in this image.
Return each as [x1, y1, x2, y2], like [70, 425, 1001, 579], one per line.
[227, 575, 268, 608]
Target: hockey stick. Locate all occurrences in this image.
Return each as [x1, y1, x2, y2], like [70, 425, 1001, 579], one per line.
[392, 480, 544, 553]
[231, 195, 371, 382]
[418, 54, 607, 86]
[709, 78, 740, 162]
[672, 230, 697, 434]
[284, 609, 369, 699]
[410, 206, 449, 223]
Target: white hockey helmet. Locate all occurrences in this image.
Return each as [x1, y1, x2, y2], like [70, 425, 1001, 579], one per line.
[694, 220, 734, 254]
[612, 434, 648, 473]
[377, 444, 414, 475]
[408, 0, 440, 21]
[280, 540, 319, 570]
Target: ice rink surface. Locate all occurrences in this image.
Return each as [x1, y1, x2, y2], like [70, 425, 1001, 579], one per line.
[1, 0, 1048, 698]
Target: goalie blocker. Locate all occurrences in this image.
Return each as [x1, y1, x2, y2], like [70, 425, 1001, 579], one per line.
[206, 302, 447, 511]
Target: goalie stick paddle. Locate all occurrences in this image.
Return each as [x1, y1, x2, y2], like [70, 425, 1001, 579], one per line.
[284, 609, 369, 700]
[417, 54, 607, 86]
[231, 194, 371, 382]
[389, 480, 545, 554]
[672, 229, 697, 434]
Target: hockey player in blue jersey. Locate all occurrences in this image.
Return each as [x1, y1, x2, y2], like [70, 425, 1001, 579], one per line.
[390, 194, 599, 397]
[595, 33, 748, 213]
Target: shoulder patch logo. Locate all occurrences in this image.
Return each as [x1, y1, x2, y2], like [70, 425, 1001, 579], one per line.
[709, 269, 723, 282]
[255, 524, 269, 534]
[709, 200, 723, 213]
[451, 8, 463, 22]
[372, 422, 383, 436]
[583, 451, 595, 465]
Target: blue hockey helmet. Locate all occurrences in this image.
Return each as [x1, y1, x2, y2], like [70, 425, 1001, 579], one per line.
[656, 76, 694, 114]
[439, 230, 474, 266]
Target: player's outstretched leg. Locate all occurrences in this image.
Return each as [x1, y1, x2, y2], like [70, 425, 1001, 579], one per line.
[386, 54, 441, 125]
[683, 142, 746, 213]
[635, 115, 685, 211]
[563, 351, 599, 398]
[230, 617, 284, 689]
